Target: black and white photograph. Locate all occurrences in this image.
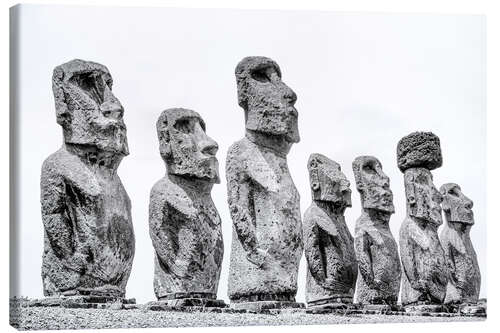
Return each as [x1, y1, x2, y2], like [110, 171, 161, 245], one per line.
[7, 1, 491, 331]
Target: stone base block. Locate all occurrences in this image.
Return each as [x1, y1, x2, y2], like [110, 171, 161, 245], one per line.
[162, 298, 226, 308]
[362, 304, 392, 313]
[26, 296, 136, 309]
[307, 296, 353, 307]
[305, 302, 358, 314]
[230, 301, 305, 313]
[145, 299, 227, 311]
[460, 304, 486, 317]
[404, 304, 446, 314]
[444, 301, 486, 317]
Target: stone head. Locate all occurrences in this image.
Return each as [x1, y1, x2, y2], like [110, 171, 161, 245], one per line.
[52, 59, 129, 155]
[404, 168, 443, 226]
[235, 56, 299, 143]
[440, 183, 474, 225]
[352, 156, 394, 214]
[308, 153, 351, 209]
[156, 108, 219, 183]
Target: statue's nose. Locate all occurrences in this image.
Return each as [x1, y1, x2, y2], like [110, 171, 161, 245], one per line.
[464, 198, 474, 209]
[282, 84, 297, 105]
[200, 137, 218, 157]
[100, 96, 124, 119]
[195, 127, 218, 157]
[341, 182, 351, 195]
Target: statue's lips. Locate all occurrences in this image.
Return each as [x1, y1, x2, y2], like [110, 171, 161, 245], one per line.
[199, 156, 219, 174]
[459, 208, 474, 221]
[200, 156, 218, 164]
[287, 106, 298, 117]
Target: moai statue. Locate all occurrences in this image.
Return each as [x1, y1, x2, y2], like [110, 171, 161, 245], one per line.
[226, 56, 303, 311]
[352, 156, 401, 309]
[439, 183, 482, 313]
[397, 132, 448, 312]
[149, 108, 225, 308]
[303, 154, 358, 309]
[40, 59, 135, 302]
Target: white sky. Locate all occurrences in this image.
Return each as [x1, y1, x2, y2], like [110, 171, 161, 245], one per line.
[13, 4, 486, 303]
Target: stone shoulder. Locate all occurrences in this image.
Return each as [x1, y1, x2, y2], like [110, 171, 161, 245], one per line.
[303, 203, 321, 226]
[41, 148, 77, 177]
[149, 177, 196, 220]
[225, 138, 256, 170]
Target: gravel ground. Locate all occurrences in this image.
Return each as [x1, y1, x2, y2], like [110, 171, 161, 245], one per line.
[10, 306, 485, 331]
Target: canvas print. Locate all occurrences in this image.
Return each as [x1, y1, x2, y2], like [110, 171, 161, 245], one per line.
[9, 4, 486, 330]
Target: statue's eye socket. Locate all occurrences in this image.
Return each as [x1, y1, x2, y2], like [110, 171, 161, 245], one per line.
[362, 163, 376, 174]
[71, 72, 105, 104]
[174, 118, 195, 134]
[251, 68, 271, 83]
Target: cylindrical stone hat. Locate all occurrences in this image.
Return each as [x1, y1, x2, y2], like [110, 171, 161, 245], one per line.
[397, 131, 442, 172]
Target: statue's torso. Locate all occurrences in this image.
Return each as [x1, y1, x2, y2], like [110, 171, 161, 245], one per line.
[399, 217, 447, 304]
[440, 226, 481, 303]
[304, 203, 357, 303]
[354, 216, 401, 303]
[227, 138, 303, 299]
[41, 148, 135, 295]
[151, 177, 224, 298]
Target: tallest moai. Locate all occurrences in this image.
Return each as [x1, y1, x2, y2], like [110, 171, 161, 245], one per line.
[226, 56, 304, 311]
[40, 59, 135, 299]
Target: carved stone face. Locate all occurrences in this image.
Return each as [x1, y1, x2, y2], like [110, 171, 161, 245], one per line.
[308, 153, 351, 209]
[352, 156, 394, 214]
[52, 59, 129, 155]
[440, 183, 474, 225]
[404, 168, 443, 225]
[235, 56, 299, 143]
[157, 108, 219, 183]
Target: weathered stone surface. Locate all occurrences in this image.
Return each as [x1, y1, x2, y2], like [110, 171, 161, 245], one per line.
[352, 156, 401, 305]
[226, 56, 303, 305]
[149, 108, 224, 304]
[439, 183, 481, 305]
[398, 132, 448, 306]
[397, 131, 442, 172]
[40, 59, 134, 298]
[303, 154, 357, 306]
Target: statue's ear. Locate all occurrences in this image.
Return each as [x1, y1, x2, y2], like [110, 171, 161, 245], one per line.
[53, 80, 70, 128]
[405, 174, 416, 206]
[158, 129, 171, 158]
[440, 194, 450, 213]
[310, 169, 321, 192]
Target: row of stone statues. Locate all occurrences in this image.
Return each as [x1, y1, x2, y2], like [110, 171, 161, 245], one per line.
[40, 57, 481, 313]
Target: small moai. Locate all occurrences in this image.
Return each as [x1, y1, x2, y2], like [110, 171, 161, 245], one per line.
[352, 156, 401, 310]
[303, 154, 358, 309]
[226, 56, 304, 312]
[148, 108, 225, 308]
[40, 59, 135, 305]
[439, 183, 483, 314]
[397, 132, 448, 312]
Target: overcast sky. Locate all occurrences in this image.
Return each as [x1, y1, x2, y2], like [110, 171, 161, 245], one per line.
[13, 5, 485, 303]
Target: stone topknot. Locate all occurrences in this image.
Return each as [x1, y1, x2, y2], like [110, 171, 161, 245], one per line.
[397, 131, 442, 172]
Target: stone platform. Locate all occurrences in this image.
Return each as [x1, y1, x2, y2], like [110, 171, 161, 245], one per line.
[18, 297, 486, 317]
